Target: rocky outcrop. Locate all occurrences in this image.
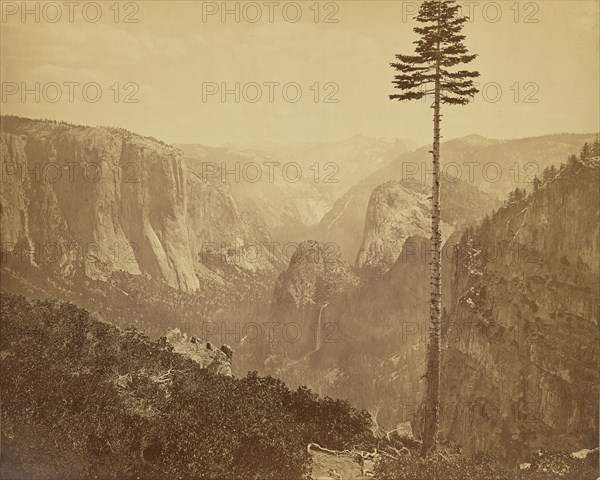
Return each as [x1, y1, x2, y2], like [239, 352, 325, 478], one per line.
[267, 236, 432, 427]
[273, 240, 360, 308]
[164, 328, 233, 376]
[268, 240, 361, 358]
[0, 117, 279, 292]
[439, 155, 600, 461]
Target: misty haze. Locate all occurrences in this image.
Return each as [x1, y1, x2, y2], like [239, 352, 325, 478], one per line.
[0, 1, 598, 479]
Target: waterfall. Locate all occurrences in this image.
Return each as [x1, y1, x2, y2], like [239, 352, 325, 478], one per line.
[315, 303, 329, 352]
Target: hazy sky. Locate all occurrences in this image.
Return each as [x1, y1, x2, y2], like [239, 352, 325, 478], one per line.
[1, 0, 598, 146]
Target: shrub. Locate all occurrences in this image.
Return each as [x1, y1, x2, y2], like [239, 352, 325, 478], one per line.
[0, 294, 374, 479]
[375, 452, 516, 480]
[375, 449, 598, 480]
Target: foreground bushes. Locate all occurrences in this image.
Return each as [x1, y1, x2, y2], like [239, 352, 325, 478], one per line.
[375, 449, 598, 480]
[0, 294, 373, 479]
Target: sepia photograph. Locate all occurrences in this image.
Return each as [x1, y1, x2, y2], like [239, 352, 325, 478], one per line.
[0, 1, 599, 479]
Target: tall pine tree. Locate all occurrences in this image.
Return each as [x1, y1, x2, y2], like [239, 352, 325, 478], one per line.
[389, 0, 480, 457]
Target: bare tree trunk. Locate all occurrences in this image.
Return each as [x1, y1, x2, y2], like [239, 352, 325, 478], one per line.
[421, 40, 443, 458]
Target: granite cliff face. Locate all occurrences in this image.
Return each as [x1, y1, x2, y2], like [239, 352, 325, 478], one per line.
[0, 117, 278, 292]
[440, 154, 599, 461]
[273, 239, 360, 309]
[177, 136, 407, 245]
[355, 180, 452, 275]
[267, 147, 599, 460]
[317, 134, 594, 263]
[320, 172, 496, 268]
[266, 236, 431, 427]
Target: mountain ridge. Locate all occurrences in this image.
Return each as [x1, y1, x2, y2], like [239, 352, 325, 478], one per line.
[265, 144, 599, 463]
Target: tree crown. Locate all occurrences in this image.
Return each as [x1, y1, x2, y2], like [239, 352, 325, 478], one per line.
[390, 0, 480, 105]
